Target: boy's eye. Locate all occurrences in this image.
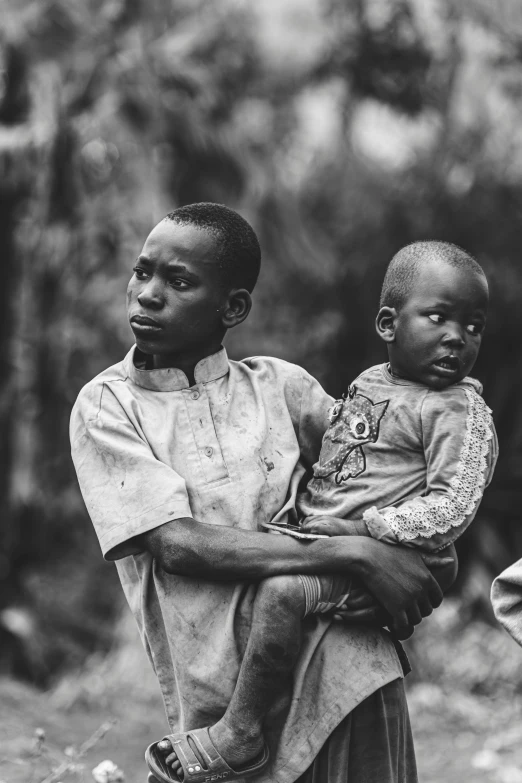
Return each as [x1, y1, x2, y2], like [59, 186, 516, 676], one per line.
[466, 323, 484, 335]
[428, 314, 444, 324]
[170, 279, 191, 290]
[132, 266, 148, 280]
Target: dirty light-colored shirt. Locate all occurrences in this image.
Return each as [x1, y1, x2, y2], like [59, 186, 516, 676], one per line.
[70, 347, 403, 783]
[299, 364, 498, 553]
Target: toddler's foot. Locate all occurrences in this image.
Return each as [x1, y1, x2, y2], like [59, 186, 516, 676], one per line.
[158, 719, 264, 781]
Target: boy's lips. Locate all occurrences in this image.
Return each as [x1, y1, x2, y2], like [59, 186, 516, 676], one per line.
[130, 314, 162, 331]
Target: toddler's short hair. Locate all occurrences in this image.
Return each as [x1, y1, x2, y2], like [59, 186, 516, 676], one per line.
[165, 203, 261, 293]
[380, 241, 486, 310]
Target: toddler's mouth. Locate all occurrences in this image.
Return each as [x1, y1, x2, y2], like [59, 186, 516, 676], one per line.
[433, 355, 460, 375]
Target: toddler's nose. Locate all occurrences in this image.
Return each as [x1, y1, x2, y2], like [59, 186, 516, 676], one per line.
[442, 324, 465, 347]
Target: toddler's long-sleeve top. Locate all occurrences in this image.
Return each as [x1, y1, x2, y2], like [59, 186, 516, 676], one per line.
[298, 363, 498, 552]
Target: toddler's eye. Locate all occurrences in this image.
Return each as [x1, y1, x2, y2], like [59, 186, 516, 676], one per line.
[428, 314, 443, 324]
[349, 414, 370, 440]
[466, 323, 484, 335]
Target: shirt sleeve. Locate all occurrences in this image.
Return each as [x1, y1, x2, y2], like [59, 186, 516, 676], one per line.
[70, 382, 193, 561]
[491, 559, 522, 647]
[363, 386, 498, 552]
[297, 372, 334, 471]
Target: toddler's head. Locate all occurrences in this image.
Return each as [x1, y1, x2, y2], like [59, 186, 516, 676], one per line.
[376, 241, 488, 390]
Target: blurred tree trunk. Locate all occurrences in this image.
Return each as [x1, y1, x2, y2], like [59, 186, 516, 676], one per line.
[0, 40, 71, 677]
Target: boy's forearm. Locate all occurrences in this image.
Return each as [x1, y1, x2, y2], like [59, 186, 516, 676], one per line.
[139, 517, 448, 626]
[139, 516, 368, 582]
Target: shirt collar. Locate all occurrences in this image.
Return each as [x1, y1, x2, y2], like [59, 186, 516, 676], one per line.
[124, 345, 230, 391]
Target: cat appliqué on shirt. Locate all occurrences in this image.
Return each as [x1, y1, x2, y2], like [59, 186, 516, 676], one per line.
[314, 386, 389, 484]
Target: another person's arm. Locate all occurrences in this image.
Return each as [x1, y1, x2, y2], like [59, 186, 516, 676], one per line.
[491, 559, 522, 646]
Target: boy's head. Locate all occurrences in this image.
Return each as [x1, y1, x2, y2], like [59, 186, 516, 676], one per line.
[376, 241, 489, 390]
[127, 203, 260, 363]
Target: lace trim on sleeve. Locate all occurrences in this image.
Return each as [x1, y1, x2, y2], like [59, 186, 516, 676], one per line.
[382, 389, 494, 541]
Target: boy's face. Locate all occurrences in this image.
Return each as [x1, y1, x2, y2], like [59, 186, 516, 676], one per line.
[385, 260, 488, 390]
[127, 220, 229, 362]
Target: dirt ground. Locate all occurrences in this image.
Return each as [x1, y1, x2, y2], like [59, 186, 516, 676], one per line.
[0, 676, 166, 783]
[2, 602, 522, 783]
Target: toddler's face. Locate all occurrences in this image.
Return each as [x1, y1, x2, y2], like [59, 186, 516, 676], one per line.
[388, 260, 488, 390]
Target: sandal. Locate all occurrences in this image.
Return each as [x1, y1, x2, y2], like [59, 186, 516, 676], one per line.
[145, 726, 269, 782]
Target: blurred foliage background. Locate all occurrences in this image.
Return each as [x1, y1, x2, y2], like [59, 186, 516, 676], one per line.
[1, 0, 522, 731]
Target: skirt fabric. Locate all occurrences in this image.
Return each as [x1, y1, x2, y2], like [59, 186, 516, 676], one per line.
[295, 678, 418, 783]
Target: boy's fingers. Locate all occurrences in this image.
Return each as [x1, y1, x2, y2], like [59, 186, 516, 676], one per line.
[391, 611, 409, 630]
[406, 604, 422, 627]
[392, 624, 415, 640]
[427, 579, 443, 608]
[417, 598, 433, 618]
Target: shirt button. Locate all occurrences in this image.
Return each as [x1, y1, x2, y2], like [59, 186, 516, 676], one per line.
[204, 447, 213, 457]
[190, 391, 200, 400]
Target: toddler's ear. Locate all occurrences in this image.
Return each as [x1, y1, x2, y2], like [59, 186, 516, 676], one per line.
[375, 307, 397, 343]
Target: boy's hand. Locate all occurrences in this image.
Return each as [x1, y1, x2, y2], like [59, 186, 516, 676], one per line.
[422, 544, 458, 593]
[301, 516, 369, 537]
[334, 544, 458, 637]
[353, 537, 453, 631]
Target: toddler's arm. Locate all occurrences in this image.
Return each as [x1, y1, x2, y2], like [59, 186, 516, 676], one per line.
[364, 387, 498, 552]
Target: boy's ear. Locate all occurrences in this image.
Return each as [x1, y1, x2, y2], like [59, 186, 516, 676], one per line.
[375, 306, 397, 343]
[221, 289, 252, 329]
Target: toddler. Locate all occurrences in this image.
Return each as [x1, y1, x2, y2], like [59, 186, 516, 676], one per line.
[151, 240, 497, 782]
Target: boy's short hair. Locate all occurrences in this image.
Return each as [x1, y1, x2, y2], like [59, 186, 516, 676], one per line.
[380, 240, 486, 310]
[165, 203, 261, 293]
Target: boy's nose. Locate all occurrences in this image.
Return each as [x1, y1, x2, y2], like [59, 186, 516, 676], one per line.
[138, 282, 164, 309]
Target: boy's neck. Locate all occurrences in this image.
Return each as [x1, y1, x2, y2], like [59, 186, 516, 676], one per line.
[149, 342, 223, 387]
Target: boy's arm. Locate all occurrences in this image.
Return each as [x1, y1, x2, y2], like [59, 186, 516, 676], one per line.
[294, 371, 334, 470]
[70, 385, 194, 561]
[362, 388, 497, 553]
[137, 517, 452, 631]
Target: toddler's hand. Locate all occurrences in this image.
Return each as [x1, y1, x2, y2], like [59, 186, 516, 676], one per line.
[301, 516, 367, 537]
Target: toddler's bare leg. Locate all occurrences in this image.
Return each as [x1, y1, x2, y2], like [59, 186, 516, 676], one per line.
[160, 574, 306, 779]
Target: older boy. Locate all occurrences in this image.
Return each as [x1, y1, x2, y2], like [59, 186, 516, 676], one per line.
[70, 204, 449, 783]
